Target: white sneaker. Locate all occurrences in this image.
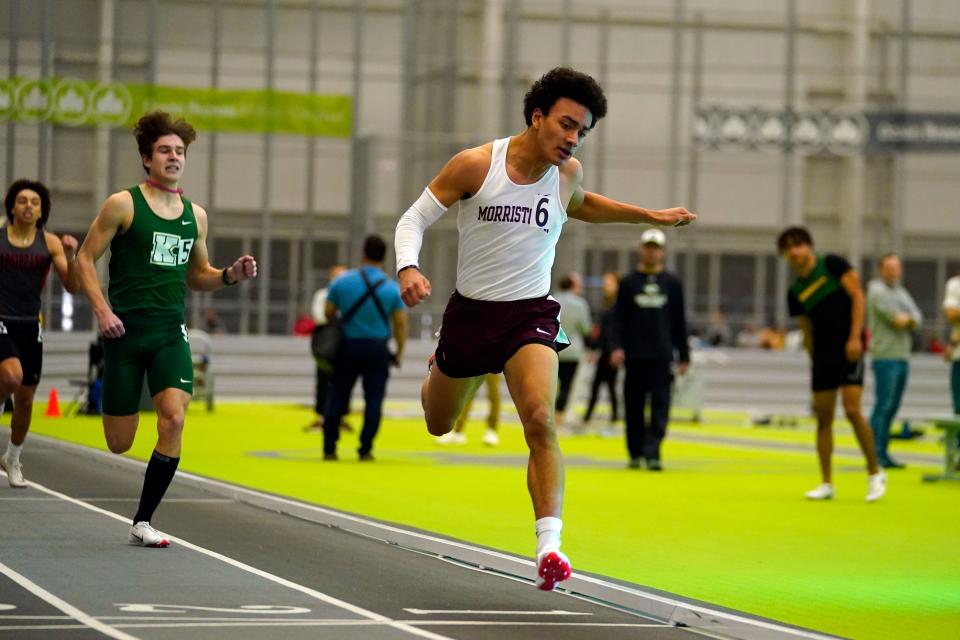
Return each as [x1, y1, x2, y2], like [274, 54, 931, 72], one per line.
[804, 483, 834, 500]
[0, 453, 26, 488]
[435, 431, 467, 445]
[128, 521, 170, 548]
[866, 471, 887, 502]
[482, 429, 500, 447]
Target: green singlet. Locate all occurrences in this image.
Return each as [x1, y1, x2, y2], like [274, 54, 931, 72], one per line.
[102, 186, 198, 415]
[108, 186, 197, 314]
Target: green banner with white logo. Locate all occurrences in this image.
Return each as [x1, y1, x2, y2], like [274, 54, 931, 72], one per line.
[0, 77, 352, 138]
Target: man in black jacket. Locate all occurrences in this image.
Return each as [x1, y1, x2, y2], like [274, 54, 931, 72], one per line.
[610, 228, 689, 470]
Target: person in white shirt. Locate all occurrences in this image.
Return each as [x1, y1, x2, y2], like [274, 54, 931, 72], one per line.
[394, 67, 696, 591]
[553, 272, 592, 427]
[944, 275, 960, 470]
[306, 264, 346, 431]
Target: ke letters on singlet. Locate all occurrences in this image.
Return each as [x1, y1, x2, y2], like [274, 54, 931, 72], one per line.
[150, 232, 194, 266]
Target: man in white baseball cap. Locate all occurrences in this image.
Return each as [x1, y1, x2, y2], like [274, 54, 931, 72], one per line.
[639, 227, 666, 246]
[610, 227, 688, 470]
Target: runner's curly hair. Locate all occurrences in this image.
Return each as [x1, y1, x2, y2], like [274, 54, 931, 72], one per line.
[5, 178, 51, 228]
[523, 67, 608, 129]
[134, 110, 197, 174]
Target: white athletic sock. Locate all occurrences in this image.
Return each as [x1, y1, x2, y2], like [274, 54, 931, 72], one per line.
[535, 516, 562, 557]
[5, 442, 22, 464]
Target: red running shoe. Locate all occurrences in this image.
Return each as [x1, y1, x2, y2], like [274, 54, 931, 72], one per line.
[536, 550, 572, 591]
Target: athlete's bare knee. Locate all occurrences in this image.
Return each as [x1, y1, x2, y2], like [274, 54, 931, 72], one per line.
[0, 369, 22, 393]
[105, 432, 133, 454]
[425, 413, 453, 437]
[103, 414, 139, 453]
[521, 405, 555, 449]
[843, 406, 863, 422]
[157, 409, 185, 441]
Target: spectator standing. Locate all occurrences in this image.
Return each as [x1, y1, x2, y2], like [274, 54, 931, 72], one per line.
[943, 272, 960, 470]
[610, 228, 689, 470]
[945, 272, 960, 415]
[322, 237, 406, 461]
[582, 272, 621, 429]
[553, 273, 592, 427]
[305, 265, 346, 432]
[866, 253, 922, 469]
[778, 226, 885, 502]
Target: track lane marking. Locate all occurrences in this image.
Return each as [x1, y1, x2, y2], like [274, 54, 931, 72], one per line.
[404, 609, 591, 616]
[21, 478, 454, 640]
[21, 434, 838, 640]
[0, 560, 140, 640]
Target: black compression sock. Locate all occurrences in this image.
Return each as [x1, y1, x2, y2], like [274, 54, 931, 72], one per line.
[132, 450, 180, 524]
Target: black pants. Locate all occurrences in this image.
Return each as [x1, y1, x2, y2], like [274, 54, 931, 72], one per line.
[583, 354, 619, 422]
[555, 361, 579, 412]
[623, 358, 673, 461]
[323, 338, 391, 456]
[314, 365, 332, 416]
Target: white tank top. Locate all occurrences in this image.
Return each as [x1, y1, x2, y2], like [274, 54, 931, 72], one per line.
[456, 137, 567, 301]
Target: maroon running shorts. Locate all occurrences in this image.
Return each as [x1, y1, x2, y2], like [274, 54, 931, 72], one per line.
[434, 290, 567, 378]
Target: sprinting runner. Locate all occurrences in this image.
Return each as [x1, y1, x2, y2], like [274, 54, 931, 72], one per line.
[395, 67, 697, 590]
[0, 179, 79, 488]
[76, 110, 257, 546]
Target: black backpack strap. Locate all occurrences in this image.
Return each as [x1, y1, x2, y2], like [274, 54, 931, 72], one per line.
[339, 270, 386, 326]
[358, 269, 390, 327]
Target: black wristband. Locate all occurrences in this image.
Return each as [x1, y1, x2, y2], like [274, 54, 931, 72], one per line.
[397, 265, 419, 276]
[222, 267, 237, 286]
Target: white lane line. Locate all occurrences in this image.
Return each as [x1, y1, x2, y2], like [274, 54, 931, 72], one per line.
[23, 479, 454, 640]
[106, 621, 669, 630]
[0, 624, 88, 631]
[115, 604, 308, 614]
[404, 609, 591, 616]
[110, 621, 410, 629]
[406, 621, 667, 628]
[2, 616, 667, 630]
[0, 560, 140, 640]
[0, 497, 232, 503]
[101, 617, 369, 622]
[80, 498, 235, 503]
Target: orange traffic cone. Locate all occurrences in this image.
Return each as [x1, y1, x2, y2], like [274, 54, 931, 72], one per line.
[45, 387, 61, 418]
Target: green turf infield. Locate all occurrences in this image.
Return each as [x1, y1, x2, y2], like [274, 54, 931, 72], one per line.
[18, 402, 960, 640]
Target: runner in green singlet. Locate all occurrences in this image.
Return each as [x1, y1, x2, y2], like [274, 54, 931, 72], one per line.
[76, 111, 258, 547]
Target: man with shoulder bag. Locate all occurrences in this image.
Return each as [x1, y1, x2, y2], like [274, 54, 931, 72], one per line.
[321, 235, 407, 461]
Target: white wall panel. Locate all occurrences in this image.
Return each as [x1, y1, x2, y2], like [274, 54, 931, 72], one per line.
[903, 155, 960, 232]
